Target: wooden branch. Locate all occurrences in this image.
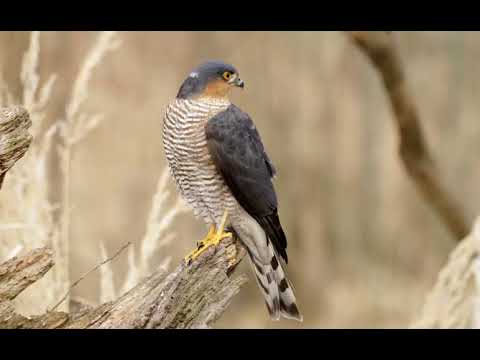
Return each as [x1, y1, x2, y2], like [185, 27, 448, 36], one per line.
[411, 217, 480, 328]
[0, 106, 32, 190]
[0, 104, 248, 328]
[0, 246, 54, 302]
[0, 236, 247, 329]
[347, 31, 469, 240]
[67, 236, 247, 329]
[0, 246, 70, 329]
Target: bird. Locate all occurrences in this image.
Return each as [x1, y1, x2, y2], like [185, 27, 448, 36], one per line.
[162, 60, 302, 322]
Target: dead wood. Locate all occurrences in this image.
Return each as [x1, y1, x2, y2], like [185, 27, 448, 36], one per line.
[0, 106, 32, 190]
[0, 239, 247, 329]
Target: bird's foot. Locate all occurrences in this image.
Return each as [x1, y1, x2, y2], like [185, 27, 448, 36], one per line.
[184, 211, 232, 265]
[184, 228, 232, 265]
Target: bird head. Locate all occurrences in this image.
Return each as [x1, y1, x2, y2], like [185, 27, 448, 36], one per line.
[176, 60, 244, 100]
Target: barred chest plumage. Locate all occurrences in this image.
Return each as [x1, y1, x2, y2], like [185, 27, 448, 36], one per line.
[162, 98, 239, 226]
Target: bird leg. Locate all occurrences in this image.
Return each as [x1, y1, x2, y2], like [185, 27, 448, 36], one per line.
[184, 210, 233, 265]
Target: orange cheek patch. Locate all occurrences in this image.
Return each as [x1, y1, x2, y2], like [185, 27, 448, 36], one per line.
[201, 79, 231, 98]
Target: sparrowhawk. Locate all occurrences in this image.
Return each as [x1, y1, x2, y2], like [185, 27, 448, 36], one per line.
[162, 60, 302, 321]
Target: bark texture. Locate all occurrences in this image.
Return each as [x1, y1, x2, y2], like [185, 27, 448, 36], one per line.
[0, 239, 247, 329]
[0, 106, 32, 189]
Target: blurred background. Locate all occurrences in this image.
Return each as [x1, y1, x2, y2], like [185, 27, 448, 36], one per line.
[0, 31, 479, 328]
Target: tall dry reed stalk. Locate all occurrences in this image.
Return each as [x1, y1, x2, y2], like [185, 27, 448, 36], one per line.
[0, 31, 187, 314]
[100, 168, 187, 302]
[55, 31, 121, 310]
[0, 31, 61, 314]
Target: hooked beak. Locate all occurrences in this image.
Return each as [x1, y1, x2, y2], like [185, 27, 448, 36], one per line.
[230, 76, 244, 89]
[236, 77, 244, 89]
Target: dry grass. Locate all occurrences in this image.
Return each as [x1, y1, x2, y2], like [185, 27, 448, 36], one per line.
[0, 31, 61, 314]
[0, 31, 479, 328]
[0, 31, 184, 315]
[55, 31, 121, 309]
[100, 167, 187, 302]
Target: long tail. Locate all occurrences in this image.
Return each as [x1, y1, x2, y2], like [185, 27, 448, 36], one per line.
[247, 242, 303, 321]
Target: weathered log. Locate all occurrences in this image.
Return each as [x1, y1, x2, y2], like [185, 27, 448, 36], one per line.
[0, 106, 32, 190]
[0, 246, 54, 302]
[411, 217, 480, 328]
[0, 237, 247, 329]
[0, 246, 71, 329]
[67, 236, 247, 329]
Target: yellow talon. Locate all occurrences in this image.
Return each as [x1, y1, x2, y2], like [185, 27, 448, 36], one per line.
[197, 224, 216, 248]
[184, 210, 232, 265]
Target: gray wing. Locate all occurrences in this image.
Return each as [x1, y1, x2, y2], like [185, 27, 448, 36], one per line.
[205, 105, 288, 263]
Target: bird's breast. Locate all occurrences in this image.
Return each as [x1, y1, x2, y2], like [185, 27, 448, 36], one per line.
[163, 99, 227, 165]
[162, 99, 236, 224]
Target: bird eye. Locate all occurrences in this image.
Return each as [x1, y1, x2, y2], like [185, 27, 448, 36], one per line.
[222, 71, 232, 80]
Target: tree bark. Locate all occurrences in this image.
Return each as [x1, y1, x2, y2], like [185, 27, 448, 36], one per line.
[411, 217, 480, 328]
[346, 31, 470, 240]
[0, 106, 32, 190]
[0, 238, 247, 329]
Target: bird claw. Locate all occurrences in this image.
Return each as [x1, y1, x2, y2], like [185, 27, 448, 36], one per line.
[184, 210, 232, 265]
[184, 230, 232, 265]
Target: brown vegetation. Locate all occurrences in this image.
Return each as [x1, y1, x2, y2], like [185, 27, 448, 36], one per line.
[1, 31, 480, 328]
[348, 31, 469, 240]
